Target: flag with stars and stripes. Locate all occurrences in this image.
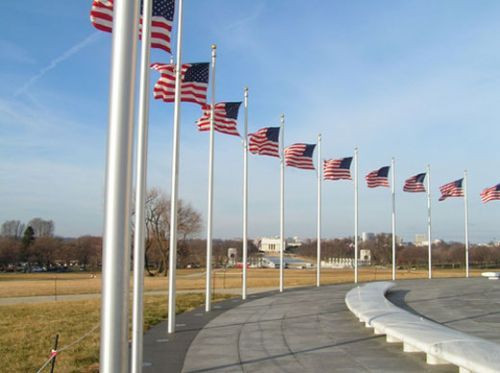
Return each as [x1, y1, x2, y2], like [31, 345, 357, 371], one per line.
[323, 157, 352, 181]
[248, 127, 280, 158]
[480, 183, 500, 203]
[438, 178, 464, 201]
[90, 0, 174, 54]
[284, 144, 316, 170]
[151, 63, 209, 105]
[365, 166, 390, 188]
[403, 173, 426, 193]
[197, 102, 242, 137]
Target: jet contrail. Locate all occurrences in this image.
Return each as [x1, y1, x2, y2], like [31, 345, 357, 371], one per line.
[15, 32, 102, 97]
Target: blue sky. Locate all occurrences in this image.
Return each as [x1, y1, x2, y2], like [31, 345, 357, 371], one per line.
[1, 1, 500, 243]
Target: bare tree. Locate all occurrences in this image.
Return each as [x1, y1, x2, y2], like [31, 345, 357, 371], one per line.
[74, 236, 102, 271]
[0, 237, 21, 270]
[27, 218, 55, 237]
[1, 220, 25, 238]
[30, 236, 62, 268]
[133, 188, 203, 275]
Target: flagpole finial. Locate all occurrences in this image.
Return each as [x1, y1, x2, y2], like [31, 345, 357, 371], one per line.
[211, 43, 217, 50]
[244, 86, 248, 95]
[281, 113, 285, 120]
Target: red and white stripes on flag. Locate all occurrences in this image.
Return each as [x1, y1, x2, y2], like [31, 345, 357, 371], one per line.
[151, 62, 209, 105]
[248, 127, 280, 158]
[196, 102, 242, 137]
[438, 179, 464, 201]
[323, 157, 352, 181]
[284, 143, 316, 170]
[403, 173, 426, 193]
[365, 166, 390, 188]
[90, 0, 174, 54]
[480, 183, 500, 203]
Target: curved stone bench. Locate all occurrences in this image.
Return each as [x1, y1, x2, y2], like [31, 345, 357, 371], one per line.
[345, 281, 500, 373]
[482, 272, 500, 280]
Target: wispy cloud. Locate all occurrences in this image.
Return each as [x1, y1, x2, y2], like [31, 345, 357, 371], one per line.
[0, 40, 36, 65]
[14, 32, 102, 97]
[224, 2, 265, 32]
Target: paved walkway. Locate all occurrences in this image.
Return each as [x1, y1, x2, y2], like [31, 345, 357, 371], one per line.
[387, 277, 500, 343]
[144, 283, 455, 372]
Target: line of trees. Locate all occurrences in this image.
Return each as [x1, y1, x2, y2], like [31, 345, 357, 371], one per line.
[1, 218, 54, 239]
[0, 216, 102, 272]
[0, 188, 258, 274]
[5, 192, 496, 273]
[296, 234, 500, 269]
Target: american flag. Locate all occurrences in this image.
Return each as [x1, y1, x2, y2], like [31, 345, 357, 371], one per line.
[403, 173, 426, 193]
[480, 183, 500, 203]
[323, 157, 352, 181]
[248, 127, 280, 158]
[151, 63, 209, 105]
[284, 143, 316, 170]
[365, 166, 390, 188]
[438, 179, 464, 201]
[90, 0, 174, 54]
[197, 102, 242, 137]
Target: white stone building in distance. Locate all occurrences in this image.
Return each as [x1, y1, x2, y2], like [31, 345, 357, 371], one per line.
[321, 249, 371, 269]
[415, 234, 428, 247]
[259, 237, 285, 253]
[361, 232, 376, 242]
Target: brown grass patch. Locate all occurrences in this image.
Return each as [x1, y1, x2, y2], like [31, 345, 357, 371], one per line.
[0, 293, 230, 372]
[0, 267, 492, 298]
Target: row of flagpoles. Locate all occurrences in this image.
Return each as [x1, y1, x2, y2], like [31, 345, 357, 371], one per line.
[92, 0, 500, 371]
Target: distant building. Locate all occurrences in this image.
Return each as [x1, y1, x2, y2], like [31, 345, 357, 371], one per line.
[321, 249, 371, 268]
[362, 232, 375, 242]
[415, 234, 442, 246]
[249, 256, 312, 269]
[415, 234, 428, 247]
[287, 236, 302, 248]
[396, 235, 404, 245]
[259, 237, 285, 253]
[227, 248, 237, 266]
[360, 249, 371, 262]
[362, 232, 402, 244]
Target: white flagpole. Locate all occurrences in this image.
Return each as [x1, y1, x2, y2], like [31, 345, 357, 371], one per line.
[391, 157, 396, 281]
[316, 134, 322, 287]
[99, 0, 139, 370]
[167, 0, 185, 334]
[131, 0, 153, 370]
[427, 164, 432, 279]
[354, 147, 359, 283]
[280, 114, 285, 292]
[205, 44, 217, 312]
[242, 87, 248, 300]
[464, 170, 469, 278]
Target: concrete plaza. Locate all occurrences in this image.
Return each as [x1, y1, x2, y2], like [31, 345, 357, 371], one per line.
[143, 278, 499, 372]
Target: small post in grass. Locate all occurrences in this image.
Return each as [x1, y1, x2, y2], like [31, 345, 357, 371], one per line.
[50, 334, 59, 373]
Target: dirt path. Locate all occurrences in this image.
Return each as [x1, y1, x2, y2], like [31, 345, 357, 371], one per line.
[0, 286, 282, 306]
